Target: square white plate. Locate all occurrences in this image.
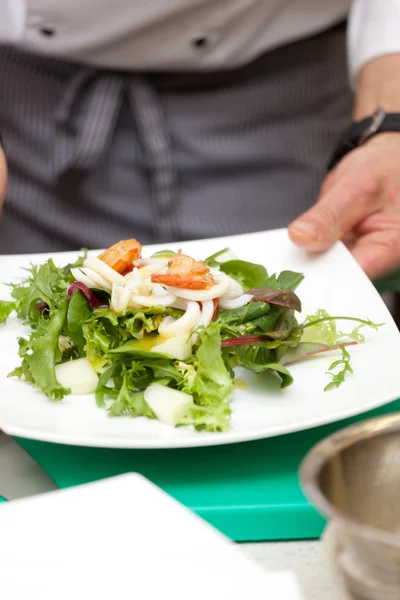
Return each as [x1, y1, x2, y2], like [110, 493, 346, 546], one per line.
[0, 228, 399, 448]
[0, 473, 303, 599]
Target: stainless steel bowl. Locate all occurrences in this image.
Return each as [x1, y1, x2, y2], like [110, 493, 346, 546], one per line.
[300, 413, 400, 600]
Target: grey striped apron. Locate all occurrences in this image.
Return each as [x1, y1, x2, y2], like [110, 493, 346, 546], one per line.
[0, 22, 352, 254]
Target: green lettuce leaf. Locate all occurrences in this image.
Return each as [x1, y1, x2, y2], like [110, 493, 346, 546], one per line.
[95, 348, 184, 417]
[10, 258, 75, 324]
[180, 322, 234, 431]
[301, 310, 383, 345]
[194, 322, 234, 392]
[324, 346, 353, 391]
[123, 312, 165, 338]
[82, 306, 184, 361]
[11, 301, 69, 400]
[179, 402, 232, 432]
[301, 309, 338, 345]
[96, 361, 156, 418]
[0, 300, 16, 325]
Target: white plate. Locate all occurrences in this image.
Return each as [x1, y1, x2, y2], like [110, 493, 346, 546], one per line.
[0, 228, 399, 449]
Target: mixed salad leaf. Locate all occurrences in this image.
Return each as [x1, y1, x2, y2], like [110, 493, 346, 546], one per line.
[0, 242, 383, 432]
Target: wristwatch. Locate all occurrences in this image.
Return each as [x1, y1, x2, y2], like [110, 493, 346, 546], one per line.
[328, 107, 400, 171]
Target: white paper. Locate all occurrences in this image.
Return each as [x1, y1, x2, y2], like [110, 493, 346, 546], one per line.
[0, 474, 303, 599]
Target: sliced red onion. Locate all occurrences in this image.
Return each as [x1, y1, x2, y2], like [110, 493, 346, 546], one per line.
[66, 282, 105, 309]
[212, 298, 219, 321]
[35, 301, 49, 315]
[199, 300, 214, 329]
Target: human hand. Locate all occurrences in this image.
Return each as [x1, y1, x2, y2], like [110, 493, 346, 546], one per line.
[288, 133, 400, 280]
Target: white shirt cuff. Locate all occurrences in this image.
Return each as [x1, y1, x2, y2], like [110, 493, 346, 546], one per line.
[349, 0, 400, 87]
[0, 1, 25, 42]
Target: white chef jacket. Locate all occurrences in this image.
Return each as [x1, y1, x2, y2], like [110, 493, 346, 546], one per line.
[0, 1, 399, 81]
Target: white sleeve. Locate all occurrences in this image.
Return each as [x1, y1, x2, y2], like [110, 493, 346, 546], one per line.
[0, 0, 26, 42]
[349, 0, 400, 84]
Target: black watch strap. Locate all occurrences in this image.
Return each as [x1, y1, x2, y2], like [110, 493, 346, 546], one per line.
[328, 108, 400, 171]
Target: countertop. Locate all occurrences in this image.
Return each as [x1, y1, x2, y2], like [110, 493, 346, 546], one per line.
[244, 540, 342, 599]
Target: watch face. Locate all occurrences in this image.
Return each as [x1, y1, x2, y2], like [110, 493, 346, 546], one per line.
[358, 108, 386, 145]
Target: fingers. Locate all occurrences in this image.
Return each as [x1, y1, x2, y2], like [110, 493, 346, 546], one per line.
[0, 147, 7, 210]
[288, 166, 382, 252]
[287, 135, 400, 277]
[351, 228, 400, 279]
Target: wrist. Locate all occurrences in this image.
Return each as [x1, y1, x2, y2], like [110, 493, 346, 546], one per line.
[328, 109, 400, 171]
[354, 54, 400, 120]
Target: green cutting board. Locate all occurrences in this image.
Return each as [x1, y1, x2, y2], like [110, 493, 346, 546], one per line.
[15, 399, 400, 542]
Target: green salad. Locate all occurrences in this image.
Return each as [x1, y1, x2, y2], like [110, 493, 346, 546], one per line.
[0, 239, 382, 432]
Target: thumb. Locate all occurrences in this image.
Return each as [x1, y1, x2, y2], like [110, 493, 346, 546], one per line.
[288, 173, 380, 252]
[351, 228, 400, 279]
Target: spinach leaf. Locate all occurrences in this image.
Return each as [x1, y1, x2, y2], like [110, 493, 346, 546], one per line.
[264, 310, 301, 341]
[234, 345, 293, 387]
[276, 270, 304, 291]
[204, 248, 230, 268]
[219, 260, 268, 290]
[67, 291, 92, 348]
[218, 301, 270, 325]
[251, 305, 284, 333]
[263, 270, 304, 291]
